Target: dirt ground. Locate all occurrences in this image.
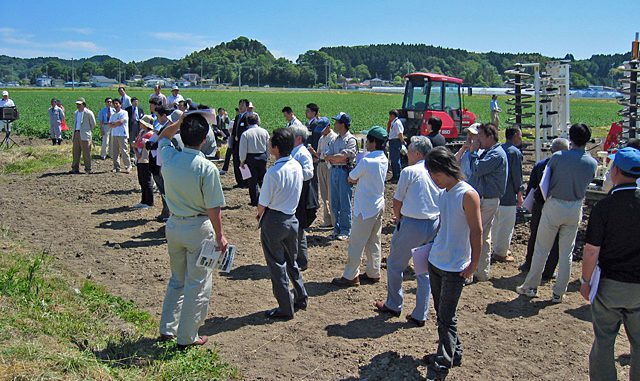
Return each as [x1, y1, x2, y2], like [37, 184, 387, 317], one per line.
[0, 139, 633, 381]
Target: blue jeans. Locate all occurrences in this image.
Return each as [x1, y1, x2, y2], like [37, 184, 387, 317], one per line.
[385, 217, 438, 321]
[389, 138, 402, 180]
[330, 166, 352, 236]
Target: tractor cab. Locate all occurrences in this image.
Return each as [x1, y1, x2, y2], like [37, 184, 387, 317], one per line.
[400, 72, 476, 142]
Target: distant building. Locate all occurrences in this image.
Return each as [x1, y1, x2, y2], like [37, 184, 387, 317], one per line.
[90, 75, 118, 88]
[52, 79, 65, 87]
[182, 73, 200, 83]
[368, 77, 384, 87]
[36, 76, 52, 87]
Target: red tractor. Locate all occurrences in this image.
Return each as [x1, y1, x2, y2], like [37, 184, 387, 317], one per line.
[399, 72, 476, 142]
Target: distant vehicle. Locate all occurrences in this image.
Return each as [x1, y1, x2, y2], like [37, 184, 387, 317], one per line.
[400, 72, 476, 142]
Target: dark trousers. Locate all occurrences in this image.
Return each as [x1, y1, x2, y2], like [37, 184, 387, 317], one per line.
[389, 138, 402, 180]
[232, 144, 248, 187]
[260, 209, 308, 316]
[246, 153, 267, 206]
[222, 145, 233, 171]
[523, 199, 559, 278]
[137, 163, 154, 206]
[152, 171, 170, 218]
[428, 262, 465, 379]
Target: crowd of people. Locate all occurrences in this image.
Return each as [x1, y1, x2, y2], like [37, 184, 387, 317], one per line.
[6, 83, 635, 380]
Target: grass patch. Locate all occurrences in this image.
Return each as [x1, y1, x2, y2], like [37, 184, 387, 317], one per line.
[0, 227, 239, 381]
[0, 145, 72, 175]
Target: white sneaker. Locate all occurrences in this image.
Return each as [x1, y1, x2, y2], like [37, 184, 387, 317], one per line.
[516, 285, 537, 298]
[337, 235, 349, 241]
[132, 203, 150, 209]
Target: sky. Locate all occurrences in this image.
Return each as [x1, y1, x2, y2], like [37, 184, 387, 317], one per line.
[1, 0, 638, 62]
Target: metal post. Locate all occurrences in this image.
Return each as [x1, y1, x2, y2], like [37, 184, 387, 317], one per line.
[238, 65, 241, 91]
[71, 57, 75, 90]
[534, 66, 541, 162]
[563, 63, 571, 137]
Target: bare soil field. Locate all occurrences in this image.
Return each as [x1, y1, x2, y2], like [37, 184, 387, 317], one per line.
[0, 140, 632, 380]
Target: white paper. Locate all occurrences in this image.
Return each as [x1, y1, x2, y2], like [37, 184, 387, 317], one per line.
[240, 165, 252, 180]
[539, 166, 551, 200]
[411, 243, 432, 276]
[589, 265, 601, 304]
[523, 189, 535, 212]
[196, 239, 221, 269]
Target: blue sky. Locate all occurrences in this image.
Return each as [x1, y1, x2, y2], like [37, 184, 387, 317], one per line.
[1, 0, 638, 62]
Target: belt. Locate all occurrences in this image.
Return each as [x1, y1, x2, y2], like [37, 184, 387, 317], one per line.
[170, 214, 207, 219]
[319, 159, 325, 162]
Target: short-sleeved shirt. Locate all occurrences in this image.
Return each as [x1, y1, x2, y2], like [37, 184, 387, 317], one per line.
[585, 183, 640, 283]
[259, 156, 303, 215]
[325, 131, 357, 167]
[318, 130, 338, 160]
[0, 98, 15, 107]
[349, 150, 388, 219]
[389, 118, 404, 140]
[97, 106, 115, 124]
[291, 144, 314, 181]
[158, 138, 225, 217]
[109, 109, 129, 137]
[167, 94, 185, 107]
[547, 147, 597, 201]
[239, 125, 269, 162]
[394, 160, 441, 220]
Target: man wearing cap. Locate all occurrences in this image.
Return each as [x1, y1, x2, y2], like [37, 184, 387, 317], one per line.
[70, 98, 96, 174]
[118, 87, 132, 110]
[0, 90, 15, 108]
[490, 126, 524, 263]
[97, 98, 115, 160]
[156, 109, 228, 349]
[374, 136, 440, 323]
[150, 84, 168, 108]
[332, 126, 388, 287]
[519, 138, 570, 277]
[388, 109, 404, 183]
[239, 113, 270, 206]
[580, 147, 640, 380]
[325, 112, 357, 240]
[167, 86, 185, 109]
[455, 123, 479, 179]
[48, 98, 65, 145]
[309, 117, 337, 227]
[107, 98, 132, 173]
[462, 123, 507, 282]
[290, 124, 318, 271]
[282, 106, 304, 129]
[517, 123, 597, 302]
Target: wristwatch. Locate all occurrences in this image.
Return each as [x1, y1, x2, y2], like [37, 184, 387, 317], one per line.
[580, 276, 590, 285]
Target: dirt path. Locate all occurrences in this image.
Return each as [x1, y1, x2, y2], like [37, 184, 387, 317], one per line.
[0, 145, 632, 380]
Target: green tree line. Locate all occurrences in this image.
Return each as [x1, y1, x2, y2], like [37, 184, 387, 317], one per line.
[0, 37, 632, 88]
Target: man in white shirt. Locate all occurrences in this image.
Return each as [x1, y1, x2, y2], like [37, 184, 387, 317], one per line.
[332, 126, 389, 287]
[388, 109, 404, 183]
[118, 87, 132, 110]
[108, 98, 132, 173]
[256, 128, 308, 319]
[239, 113, 270, 206]
[0, 90, 15, 107]
[290, 124, 317, 271]
[167, 86, 185, 109]
[282, 106, 304, 128]
[309, 117, 337, 227]
[374, 136, 441, 325]
[70, 97, 96, 174]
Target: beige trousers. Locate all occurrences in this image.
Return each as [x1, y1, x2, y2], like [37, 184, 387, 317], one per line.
[342, 210, 383, 280]
[474, 197, 500, 281]
[317, 161, 335, 226]
[111, 135, 131, 171]
[72, 131, 92, 172]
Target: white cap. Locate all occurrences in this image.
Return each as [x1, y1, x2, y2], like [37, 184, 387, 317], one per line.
[467, 123, 481, 135]
[1, 90, 8, 96]
[172, 85, 179, 91]
[248, 102, 254, 108]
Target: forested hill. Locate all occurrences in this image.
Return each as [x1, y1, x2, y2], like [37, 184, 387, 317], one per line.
[0, 37, 632, 88]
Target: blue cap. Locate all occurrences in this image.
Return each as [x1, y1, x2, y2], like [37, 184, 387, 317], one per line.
[332, 112, 351, 126]
[608, 147, 640, 175]
[316, 116, 330, 130]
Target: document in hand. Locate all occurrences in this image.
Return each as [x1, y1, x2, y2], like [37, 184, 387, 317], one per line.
[196, 239, 237, 273]
[240, 164, 252, 180]
[411, 243, 433, 276]
[522, 189, 535, 212]
[589, 265, 601, 304]
[539, 166, 551, 200]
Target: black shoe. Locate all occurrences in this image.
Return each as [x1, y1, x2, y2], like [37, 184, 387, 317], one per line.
[424, 353, 462, 367]
[518, 263, 531, 272]
[406, 314, 426, 327]
[358, 273, 380, 284]
[294, 302, 307, 312]
[373, 301, 401, 317]
[264, 308, 293, 320]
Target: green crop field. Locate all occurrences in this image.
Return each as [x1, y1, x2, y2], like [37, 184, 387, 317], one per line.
[4, 88, 621, 140]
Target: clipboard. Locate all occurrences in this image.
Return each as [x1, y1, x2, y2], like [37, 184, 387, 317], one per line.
[240, 165, 252, 180]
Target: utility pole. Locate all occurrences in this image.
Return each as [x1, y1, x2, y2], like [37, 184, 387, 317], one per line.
[238, 65, 242, 91]
[257, 66, 260, 87]
[325, 61, 328, 87]
[71, 57, 75, 90]
[201, 58, 204, 88]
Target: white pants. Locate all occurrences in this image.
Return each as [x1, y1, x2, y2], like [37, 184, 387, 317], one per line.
[342, 210, 383, 280]
[100, 125, 111, 158]
[491, 205, 517, 258]
[160, 216, 214, 345]
[474, 197, 500, 281]
[521, 197, 582, 297]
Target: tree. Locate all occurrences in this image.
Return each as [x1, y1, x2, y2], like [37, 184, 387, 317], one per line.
[102, 59, 120, 79]
[125, 61, 138, 78]
[354, 64, 371, 80]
